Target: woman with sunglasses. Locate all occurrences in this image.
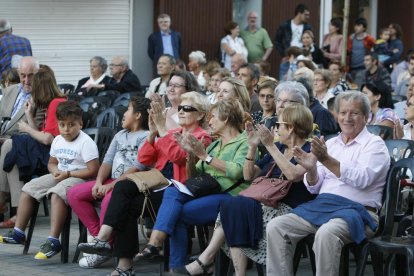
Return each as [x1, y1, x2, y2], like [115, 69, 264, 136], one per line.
[136, 99, 252, 272]
[173, 104, 315, 275]
[149, 71, 201, 130]
[78, 92, 211, 276]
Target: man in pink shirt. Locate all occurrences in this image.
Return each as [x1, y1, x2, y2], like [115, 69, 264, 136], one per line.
[266, 90, 390, 276]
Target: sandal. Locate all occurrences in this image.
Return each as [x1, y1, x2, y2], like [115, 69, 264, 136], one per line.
[172, 258, 213, 276]
[135, 244, 162, 261]
[107, 267, 135, 276]
[0, 219, 15, 228]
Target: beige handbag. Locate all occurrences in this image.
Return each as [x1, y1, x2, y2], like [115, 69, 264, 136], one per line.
[126, 169, 169, 240]
[126, 168, 169, 192]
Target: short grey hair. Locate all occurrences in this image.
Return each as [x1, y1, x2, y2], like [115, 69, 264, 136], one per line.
[275, 81, 309, 106]
[90, 56, 108, 72]
[18, 56, 39, 71]
[0, 19, 11, 33]
[334, 90, 371, 118]
[113, 56, 129, 69]
[189, 51, 206, 65]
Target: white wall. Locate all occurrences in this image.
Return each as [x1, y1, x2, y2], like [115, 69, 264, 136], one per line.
[131, 0, 154, 86]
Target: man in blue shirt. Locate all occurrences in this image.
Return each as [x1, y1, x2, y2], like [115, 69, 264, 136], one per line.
[0, 19, 32, 80]
[147, 14, 181, 76]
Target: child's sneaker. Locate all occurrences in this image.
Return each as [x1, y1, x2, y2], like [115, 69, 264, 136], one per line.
[79, 254, 111, 268]
[78, 237, 112, 256]
[34, 238, 62, 260]
[0, 229, 26, 244]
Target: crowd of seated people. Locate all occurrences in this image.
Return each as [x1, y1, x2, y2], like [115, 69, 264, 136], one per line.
[1, 13, 414, 276]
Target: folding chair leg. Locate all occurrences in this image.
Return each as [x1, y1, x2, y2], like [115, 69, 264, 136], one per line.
[60, 207, 72, 263]
[256, 263, 265, 276]
[42, 198, 49, 217]
[23, 200, 40, 255]
[72, 220, 87, 263]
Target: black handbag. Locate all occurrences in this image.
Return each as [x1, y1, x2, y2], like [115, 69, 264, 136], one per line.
[185, 158, 244, 198]
[185, 172, 222, 198]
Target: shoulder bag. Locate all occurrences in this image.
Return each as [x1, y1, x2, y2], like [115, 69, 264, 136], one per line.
[126, 168, 169, 240]
[239, 162, 292, 207]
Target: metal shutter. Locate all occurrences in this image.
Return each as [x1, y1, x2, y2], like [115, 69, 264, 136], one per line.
[1, 0, 131, 85]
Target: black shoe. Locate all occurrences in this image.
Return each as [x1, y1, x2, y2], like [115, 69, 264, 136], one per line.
[78, 237, 112, 256]
[171, 258, 213, 276]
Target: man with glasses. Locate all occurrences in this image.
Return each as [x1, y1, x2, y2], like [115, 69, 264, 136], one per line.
[96, 56, 141, 94]
[240, 11, 273, 63]
[275, 4, 312, 80]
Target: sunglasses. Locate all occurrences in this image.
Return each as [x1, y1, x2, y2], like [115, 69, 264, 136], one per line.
[275, 121, 289, 129]
[178, 105, 198, 112]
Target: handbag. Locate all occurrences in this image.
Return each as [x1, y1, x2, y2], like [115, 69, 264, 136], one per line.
[126, 169, 169, 240]
[185, 153, 244, 197]
[239, 162, 292, 207]
[185, 172, 222, 198]
[126, 168, 169, 193]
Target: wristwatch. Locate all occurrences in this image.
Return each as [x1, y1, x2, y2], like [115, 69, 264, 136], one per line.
[204, 155, 213, 164]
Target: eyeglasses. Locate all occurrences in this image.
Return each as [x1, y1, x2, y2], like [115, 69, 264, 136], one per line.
[259, 94, 275, 100]
[168, 83, 186, 89]
[275, 98, 299, 105]
[110, 64, 123, 67]
[178, 105, 198, 112]
[275, 121, 289, 129]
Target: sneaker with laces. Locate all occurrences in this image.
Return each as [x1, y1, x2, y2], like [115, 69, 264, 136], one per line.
[34, 239, 62, 260]
[79, 254, 111, 268]
[0, 229, 26, 244]
[78, 237, 112, 256]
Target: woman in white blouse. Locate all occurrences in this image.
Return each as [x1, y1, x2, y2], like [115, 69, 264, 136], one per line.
[221, 21, 248, 71]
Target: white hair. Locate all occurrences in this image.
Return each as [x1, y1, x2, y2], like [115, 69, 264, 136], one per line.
[189, 51, 206, 65]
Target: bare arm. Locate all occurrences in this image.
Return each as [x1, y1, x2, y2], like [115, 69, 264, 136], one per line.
[18, 122, 54, 145]
[262, 47, 273, 61]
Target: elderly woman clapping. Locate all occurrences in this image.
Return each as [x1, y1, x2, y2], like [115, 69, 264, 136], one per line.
[173, 104, 316, 275]
[77, 92, 211, 275]
[136, 100, 252, 272]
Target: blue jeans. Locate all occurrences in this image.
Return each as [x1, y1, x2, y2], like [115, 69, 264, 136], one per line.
[154, 186, 232, 268]
[279, 61, 289, 80]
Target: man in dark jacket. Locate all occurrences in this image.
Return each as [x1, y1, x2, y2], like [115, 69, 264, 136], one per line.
[97, 56, 141, 93]
[147, 14, 181, 76]
[363, 53, 392, 93]
[275, 4, 312, 80]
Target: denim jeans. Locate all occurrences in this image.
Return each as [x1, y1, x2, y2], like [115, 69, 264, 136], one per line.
[154, 186, 232, 268]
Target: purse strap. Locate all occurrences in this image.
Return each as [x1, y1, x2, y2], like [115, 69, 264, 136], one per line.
[201, 140, 244, 193]
[222, 178, 244, 193]
[265, 162, 278, 177]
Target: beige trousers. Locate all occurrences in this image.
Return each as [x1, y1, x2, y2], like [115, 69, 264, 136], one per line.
[266, 212, 378, 276]
[0, 139, 24, 207]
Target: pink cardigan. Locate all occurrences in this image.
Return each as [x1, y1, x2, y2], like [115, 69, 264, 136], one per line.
[322, 34, 344, 61]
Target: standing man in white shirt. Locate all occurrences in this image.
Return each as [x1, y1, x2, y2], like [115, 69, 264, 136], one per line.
[275, 4, 312, 80]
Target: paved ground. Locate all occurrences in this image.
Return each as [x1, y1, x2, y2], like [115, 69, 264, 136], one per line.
[0, 207, 375, 276]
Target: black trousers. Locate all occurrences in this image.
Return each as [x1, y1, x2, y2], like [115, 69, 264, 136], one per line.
[103, 179, 164, 258]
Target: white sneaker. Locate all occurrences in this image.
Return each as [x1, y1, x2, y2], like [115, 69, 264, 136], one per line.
[79, 254, 111, 268]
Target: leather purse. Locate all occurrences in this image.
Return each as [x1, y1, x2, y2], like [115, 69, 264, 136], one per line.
[126, 169, 169, 241]
[185, 172, 222, 198]
[239, 162, 292, 207]
[126, 168, 169, 193]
